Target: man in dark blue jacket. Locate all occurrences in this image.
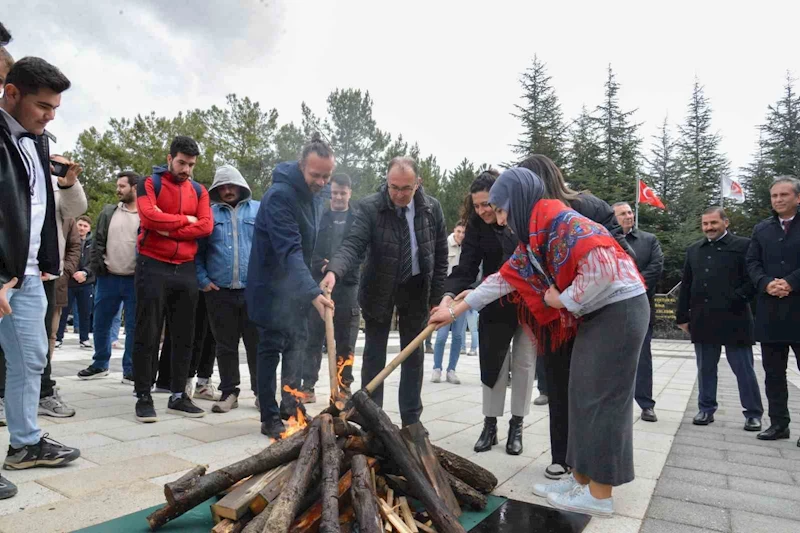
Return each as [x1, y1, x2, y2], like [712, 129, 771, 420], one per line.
[746, 176, 800, 445]
[246, 134, 335, 439]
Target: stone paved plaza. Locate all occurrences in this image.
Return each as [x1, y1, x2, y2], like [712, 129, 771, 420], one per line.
[0, 333, 798, 532]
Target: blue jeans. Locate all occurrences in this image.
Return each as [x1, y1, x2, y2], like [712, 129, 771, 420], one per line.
[695, 343, 763, 419]
[91, 275, 135, 375]
[57, 284, 92, 342]
[0, 276, 47, 447]
[433, 313, 466, 371]
[466, 309, 479, 351]
[110, 304, 123, 344]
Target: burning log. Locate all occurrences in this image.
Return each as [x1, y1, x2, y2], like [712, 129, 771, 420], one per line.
[263, 418, 323, 533]
[351, 391, 466, 533]
[350, 455, 382, 533]
[147, 429, 309, 531]
[320, 414, 343, 533]
[431, 446, 497, 494]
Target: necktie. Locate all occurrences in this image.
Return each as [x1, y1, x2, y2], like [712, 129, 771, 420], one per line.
[782, 219, 791, 234]
[398, 207, 412, 284]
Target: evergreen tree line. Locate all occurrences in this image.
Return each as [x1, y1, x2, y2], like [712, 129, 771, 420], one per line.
[68, 57, 800, 291]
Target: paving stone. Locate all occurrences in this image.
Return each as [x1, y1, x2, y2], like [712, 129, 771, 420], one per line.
[81, 433, 203, 465]
[726, 451, 800, 472]
[665, 454, 795, 484]
[0, 481, 65, 517]
[641, 518, 722, 533]
[633, 430, 675, 454]
[177, 418, 262, 443]
[646, 496, 730, 531]
[660, 466, 728, 489]
[726, 475, 800, 502]
[2, 457, 99, 485]
[170, 432, 269, 466]
[670, 444, 727, 460]
[730, 510, 800, 533]
[654, 479, 799, 522]
[39, 453, 196, 498]
[673, 435, 782, 457]
[55, 431, 122, 451]
[97, 417, 210, 442]
[678, 427, 727, 441]
[581, 514, 641, 533]
[424, 419, 472, 442]
[633, 420, 681, 436]
[464, 448, 536, 486]
[492, 454, 552, 505]
[613, 477, 657, 519]
[633, 449, 668, 480]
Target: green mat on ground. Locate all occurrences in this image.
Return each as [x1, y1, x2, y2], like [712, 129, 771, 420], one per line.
[74, 495, 507, 532]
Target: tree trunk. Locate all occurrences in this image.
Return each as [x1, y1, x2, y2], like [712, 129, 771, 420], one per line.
[442, 471, 487, 511]
[320, 414, 343, 533]
[263, 419, 323, 533]
[432, 445, 497, 494]
[350, 455, 382, 533]
[147, 429, 309, 531]
[351, 391, 466, 533]
[164, 465, 206, 505]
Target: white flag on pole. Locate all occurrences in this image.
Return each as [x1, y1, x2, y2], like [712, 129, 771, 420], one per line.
[722, 175, 745, 204]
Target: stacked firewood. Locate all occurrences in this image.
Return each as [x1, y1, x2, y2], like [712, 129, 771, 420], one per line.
[145, 390, 497, 533]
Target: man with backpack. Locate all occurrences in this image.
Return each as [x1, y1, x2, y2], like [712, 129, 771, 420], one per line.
[131, 136, 213, 423]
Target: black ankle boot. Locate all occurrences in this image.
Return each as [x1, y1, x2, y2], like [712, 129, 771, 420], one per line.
[474, 417, 498, 452]
[506, 416, 523, 455]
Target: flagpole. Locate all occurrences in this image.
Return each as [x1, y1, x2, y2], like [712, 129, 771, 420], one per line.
[720, 175, 724, 207]
[635, 176, 640, 229]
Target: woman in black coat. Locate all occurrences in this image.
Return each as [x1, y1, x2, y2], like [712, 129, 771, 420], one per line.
[438, 170, 536, 456]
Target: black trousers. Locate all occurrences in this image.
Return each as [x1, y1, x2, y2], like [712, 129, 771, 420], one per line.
[132, 256, 198, 395]
[634, 323, 655, 410]
[302, 283, 359, 391]
[0, 279, 57, 399]
[156, 294, 215, 388]
[543, 335, 575, 468]
[362, 275, 427, 426]
[205, 288, 258, 395]
[760, 342, 800, 427]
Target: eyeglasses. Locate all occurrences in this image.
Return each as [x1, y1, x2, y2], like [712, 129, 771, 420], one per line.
[388, 184, 415, 193]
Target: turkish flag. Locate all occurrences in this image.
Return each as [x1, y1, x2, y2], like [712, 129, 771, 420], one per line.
[638, 179, 665, 210]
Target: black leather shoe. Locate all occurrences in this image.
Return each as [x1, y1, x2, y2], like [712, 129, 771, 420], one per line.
[474, 418, 498, 453]
[796, 437, 799, 448]
[261, 418, 286, 439]
[757, 425, 790, 441]
[693, 411, 714, 425]
[641, 408, 658, 422]
[506, 418, 523, 456]
[743, 418, 762, 432]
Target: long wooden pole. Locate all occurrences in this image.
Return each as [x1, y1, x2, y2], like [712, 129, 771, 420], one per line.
[364, 324, 436, 395]
[324, 288, 338, 404]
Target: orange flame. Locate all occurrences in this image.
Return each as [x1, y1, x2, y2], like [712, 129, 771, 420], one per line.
[336, 353, 355, 391]
[279, 385, 309, 440]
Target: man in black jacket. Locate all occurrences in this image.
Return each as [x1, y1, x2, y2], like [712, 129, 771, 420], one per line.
[323, 157, 448, 426]
[677, 207, 762, 430]
[0, 57, 80, 496]
[301, 173, 360, 402]
[746, 176, 800, 444]
[614, 202, 664, 423]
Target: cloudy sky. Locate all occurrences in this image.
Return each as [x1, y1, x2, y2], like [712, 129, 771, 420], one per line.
[5, 0, 799, 182]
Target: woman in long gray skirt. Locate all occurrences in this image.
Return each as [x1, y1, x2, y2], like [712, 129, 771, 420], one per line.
[429, 168, 648, 517]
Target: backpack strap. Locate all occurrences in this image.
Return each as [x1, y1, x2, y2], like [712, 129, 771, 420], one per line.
[150, 170, 203, 200]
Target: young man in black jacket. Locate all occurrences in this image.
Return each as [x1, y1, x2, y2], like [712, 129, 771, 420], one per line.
[323, 157, 448, 426]
[0, 57, 80, 498]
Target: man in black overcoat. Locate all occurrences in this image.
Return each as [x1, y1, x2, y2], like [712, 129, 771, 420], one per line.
[677, 207, 763, 430]
[746, 176, 800, 444]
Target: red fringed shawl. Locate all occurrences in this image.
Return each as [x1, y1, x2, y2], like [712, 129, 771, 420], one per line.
[499, 200, 640, 352]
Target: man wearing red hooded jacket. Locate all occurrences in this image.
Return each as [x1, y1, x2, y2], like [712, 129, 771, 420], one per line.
[132, 135, 213, 423]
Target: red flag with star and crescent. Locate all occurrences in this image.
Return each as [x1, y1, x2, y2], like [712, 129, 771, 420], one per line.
[638, 179, 665, 210]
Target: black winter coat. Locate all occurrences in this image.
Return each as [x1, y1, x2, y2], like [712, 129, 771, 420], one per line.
[311, 206, 360, 285]
[0, 114, 60, 287]
[676, 233, 755, 345]
[569, 193, 636, 259]
[746, 214, 800, 343]
[326, 187, 447, 323]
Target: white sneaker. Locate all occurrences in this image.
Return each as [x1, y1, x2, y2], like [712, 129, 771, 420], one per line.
[467, 350, 477, 357]
[431, 369, 442, 383]
[547, 483, 613, 518]
[446, 370, 461, 384]
[195, 381, 221, 401]
[533, 473, 579, 498]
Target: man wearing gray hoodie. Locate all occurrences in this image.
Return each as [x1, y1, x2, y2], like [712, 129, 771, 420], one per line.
[195, 165, 260, 413]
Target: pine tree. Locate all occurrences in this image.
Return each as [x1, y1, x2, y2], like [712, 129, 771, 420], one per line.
[741, 133, 773, 223]
[763, 73, 800, 177]
[566, 106, 604, 194]
[418, 153, 444, 201]
[590, 65, 641, 203]
[441, 158, 476, 229]
[644, 117, 680, 207]
[674, 79, 729, 223]
[512, 55, 566, 166]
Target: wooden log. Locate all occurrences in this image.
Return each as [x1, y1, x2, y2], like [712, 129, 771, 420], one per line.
[248, 462, 295, 516]
[350, 455, 382, 533]
[164, 465, 206, 505]
[399, 424, 460, 517]
[243, 500, 274, 533]
[338, 505, 356, 533]
[377, 498, 413, 533]
[320, 414, 343, 533]
[431, 445, 497, 494]
[213, 514, 252, 533]
[442, 471, 486, 511]
[332, 417, 363, 438]
[263, 419, 323, 533]
[147, 428, 309, 531]
[351, 391, 465, 533]
[398, 497, 419, 533]
[213, 469, 286, 521]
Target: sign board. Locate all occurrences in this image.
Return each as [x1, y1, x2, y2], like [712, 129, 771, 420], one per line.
[653, 293, 677, 321]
